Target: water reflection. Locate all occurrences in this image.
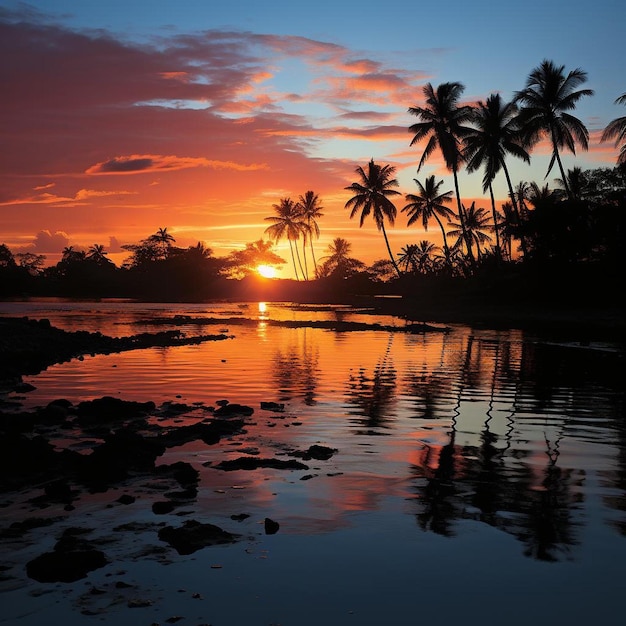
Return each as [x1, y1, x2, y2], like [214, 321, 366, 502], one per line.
[271, 328, 320, 405]
[3, 302, 625, 565]
[345, 334, 397, 431]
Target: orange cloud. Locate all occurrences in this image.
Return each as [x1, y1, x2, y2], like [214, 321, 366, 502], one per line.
[85, 155, 269, 174]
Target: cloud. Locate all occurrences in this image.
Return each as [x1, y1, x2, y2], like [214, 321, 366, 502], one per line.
[31, 230, 70, 252]
[107, 236, 124, 252]
[0, 188, 136, 207]
[85, 155, 269, 174]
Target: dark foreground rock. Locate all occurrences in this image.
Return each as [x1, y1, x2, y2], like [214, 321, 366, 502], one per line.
[27, 549, 108, 583]
[213, 457, 309, 471]
[158, 520, 240, 555]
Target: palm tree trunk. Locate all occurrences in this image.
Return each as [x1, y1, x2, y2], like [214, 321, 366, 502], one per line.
[501, 163, 528, 259]
[309, 240, 318, 278]
[550, 128, 573, 200]
[488, 184, 502, 261]
[433, 214, 452, 268]
[294, 240, 306, 279]
[452, 169, 475, 267]
[381, 224, 401, 277]
[288, 241, 300, 280]
[302, 237, 309, 280]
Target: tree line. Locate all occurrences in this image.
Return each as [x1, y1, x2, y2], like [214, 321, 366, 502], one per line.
[1, 59, 625, 303]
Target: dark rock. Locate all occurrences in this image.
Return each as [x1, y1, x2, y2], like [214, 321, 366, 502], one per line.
[158, 419, 244, 447]
[213, 403, 254, 417]
[260, 401, 285, 412]
[152, 501, 176, 515]
[156, 461, 199, 487]
[213, 457, 308, 471]
[26, 549, 108, 582]
[158, 520, 240, 555]
[44, 479, 74, 502]
[76, 396, 156, 425]
[293, 444, 338, 461]
[116, 494, 136, 505]
[264, 518, 280, 535]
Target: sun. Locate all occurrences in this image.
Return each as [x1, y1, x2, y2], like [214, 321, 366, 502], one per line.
[256, 264, 277, 279]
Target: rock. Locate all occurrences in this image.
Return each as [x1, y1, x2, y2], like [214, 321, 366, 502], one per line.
[260, 401, 285, 411]
[158, 520, 240, 555]
[152, 501, 175, 515]
[293, 444, 338, 461]
[213, 403, 254, 417]
[264, 518, 280, 535]
[76, 396, 156, 425]
[213, 457, 308, 471]
[26, 549, 108, 583]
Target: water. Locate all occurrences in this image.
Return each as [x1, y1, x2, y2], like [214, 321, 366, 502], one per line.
[1, 299, 625, 625]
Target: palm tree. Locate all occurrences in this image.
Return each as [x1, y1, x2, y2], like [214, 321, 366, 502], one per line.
[601, 93, 626, 165]
[296, 190, 324, 278]
[402, 175, 455, 264]
[448, 202, 493, 262]
[398, 241, 439, 274]
[148, 227, 175, 258]
[408, 82, 475, 264]
[397, 244, 419, 274]
[318, 237, 365, 278]
[344, 159, 402, 277]
[264, 198, 306, 280]
[513, 59, 594, 199]
[527, 182, 561, 209]
[62, 246, 85, 263]
[87, 244, 108, 264]
[463, 93, 531, 259]
[555, 166, 588, 201]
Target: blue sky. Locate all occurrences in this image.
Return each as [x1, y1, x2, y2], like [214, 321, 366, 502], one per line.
[1, 0, 624, 271]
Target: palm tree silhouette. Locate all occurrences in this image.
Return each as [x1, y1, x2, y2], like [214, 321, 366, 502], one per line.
[463, 93, 531, 259]
[397, 243, 419, 274]
[264, 198, 305, 280]
[555, 166, 588, 201]
[601, 93, 626, 166]
[408, 82, 475, 265]
[514, 59, 594, 199]
[402, 175, 455, 265]
[397, 240, 439, 274]
[318, 237, 365, 278]
[448, 202, 493, 262]
[296, 190, 324, 278]
[87, 244, 109, 264]
[148, 227, 175, 259]
[344, 159, 401, 277]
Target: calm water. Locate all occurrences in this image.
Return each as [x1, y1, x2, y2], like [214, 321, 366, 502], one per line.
[1, 299, 625, 625]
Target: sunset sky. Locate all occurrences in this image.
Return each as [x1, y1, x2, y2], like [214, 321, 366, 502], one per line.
[1, 0, 624, 276]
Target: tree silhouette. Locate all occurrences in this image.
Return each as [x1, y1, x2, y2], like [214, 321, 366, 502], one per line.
[514, 59, 594, 199]
[264, 198, 306, 280]
[601, 93, 626, 166]
[463, 93, 530, 258]
[148, 227, 175, 259]
[408, 82, 475, 265]
[318, 237, 365, 278]
[402, 175, 455, 265]
[296, 190, 324, 278]
[344, 159, 401, 277]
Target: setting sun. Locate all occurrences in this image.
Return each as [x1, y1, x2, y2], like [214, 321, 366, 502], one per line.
[257, 264, 277, 278]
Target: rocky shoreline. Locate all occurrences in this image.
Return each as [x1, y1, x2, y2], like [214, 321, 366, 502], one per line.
[0, 315, 340, 613]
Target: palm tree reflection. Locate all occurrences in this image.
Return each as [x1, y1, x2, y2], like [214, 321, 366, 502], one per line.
[345, 334, 397, 431]
[271, 330, 320, 405]
[409, 333, 582, 560]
